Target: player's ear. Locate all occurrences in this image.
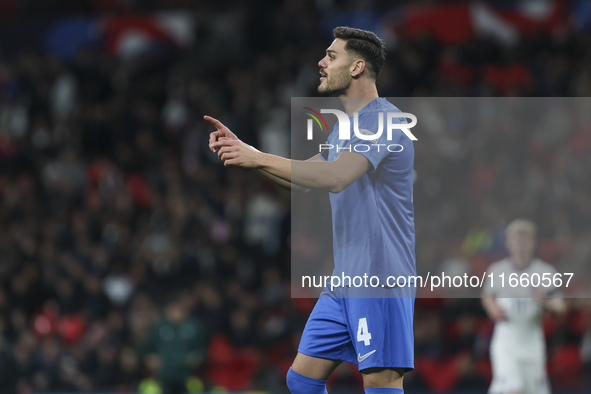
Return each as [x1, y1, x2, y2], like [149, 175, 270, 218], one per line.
[350, 59, 365, 78]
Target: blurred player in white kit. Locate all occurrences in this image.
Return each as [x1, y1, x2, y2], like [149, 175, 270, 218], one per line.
[482, 219, 567, 394]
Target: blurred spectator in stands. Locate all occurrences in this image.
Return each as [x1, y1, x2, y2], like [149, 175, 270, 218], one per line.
[141, 296, 206, 394]
[582, 320, 591, 389]
[114, 347, 143, 391]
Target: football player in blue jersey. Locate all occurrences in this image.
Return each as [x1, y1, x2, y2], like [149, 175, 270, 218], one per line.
[207, 27, 416, 394]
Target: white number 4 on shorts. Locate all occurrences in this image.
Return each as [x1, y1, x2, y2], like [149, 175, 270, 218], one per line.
[357, 317, 372, 346]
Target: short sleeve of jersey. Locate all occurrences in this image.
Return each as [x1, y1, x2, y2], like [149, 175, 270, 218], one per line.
[345, 109, 410, 173]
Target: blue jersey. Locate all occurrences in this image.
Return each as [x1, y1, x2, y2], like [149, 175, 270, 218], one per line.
[300, 98, 416, 369]
[320, 98, 416, 286]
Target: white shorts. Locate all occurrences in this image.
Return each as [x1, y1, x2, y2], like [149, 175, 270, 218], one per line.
[488, 354, 550, 394]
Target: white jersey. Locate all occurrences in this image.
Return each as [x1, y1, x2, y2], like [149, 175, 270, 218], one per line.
[483, 258, 561, 394]
[483, 257, 559, 360]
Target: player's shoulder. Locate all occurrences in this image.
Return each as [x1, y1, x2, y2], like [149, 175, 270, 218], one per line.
[371, 99, 408, 131]
[530, 258, 557, 273]
[366, 98, 400, 114]
[361, 99, 407, 136]
[356, 99, 395, 133]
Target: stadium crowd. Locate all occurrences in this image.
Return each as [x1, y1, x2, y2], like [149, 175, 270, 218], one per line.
[1, 0, 591, 393]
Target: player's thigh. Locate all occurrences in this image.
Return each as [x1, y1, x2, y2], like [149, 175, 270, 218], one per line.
[361, 367, 404, 389]
[522, 361, 550, 394]
[290, 352, 343, 381]
[489, 350, 522, 394]
[298, 295, 356, 365]
[346, 297, 415, 372]
[293, 296, 348, 379]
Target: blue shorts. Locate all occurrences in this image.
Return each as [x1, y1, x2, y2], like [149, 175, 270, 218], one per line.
[298, 290, 415, 372]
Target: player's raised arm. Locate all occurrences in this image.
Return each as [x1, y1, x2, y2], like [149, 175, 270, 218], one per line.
[258, 151, 371, 193]
[254, 155, 326, 192]
[210, 133, 371, 193]
[205, 115, 321, 192]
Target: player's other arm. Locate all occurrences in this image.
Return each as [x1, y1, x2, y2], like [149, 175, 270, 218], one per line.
[535, 267, 567, 316]
[544, 297, 567, 316]
[538, 287, 567, 316]
[481, 295, 506, 322]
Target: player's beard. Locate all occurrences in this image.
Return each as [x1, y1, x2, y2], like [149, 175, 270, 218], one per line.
[318, 66, 351, 96]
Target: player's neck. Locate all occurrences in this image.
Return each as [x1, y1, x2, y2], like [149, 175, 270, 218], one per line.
[339, 81, 379, 115]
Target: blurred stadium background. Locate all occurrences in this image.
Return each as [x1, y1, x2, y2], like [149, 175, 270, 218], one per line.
[1, 0, 591, 393]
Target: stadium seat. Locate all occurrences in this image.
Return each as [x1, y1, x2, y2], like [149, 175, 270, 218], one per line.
[206, 334, 261, 390]
[548, 345, 582, 388]
[414, 356, 459, 392]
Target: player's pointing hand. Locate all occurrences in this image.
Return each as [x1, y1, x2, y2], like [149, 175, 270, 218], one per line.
[210, 138, 263, 169]
[204, 115, 238, 153]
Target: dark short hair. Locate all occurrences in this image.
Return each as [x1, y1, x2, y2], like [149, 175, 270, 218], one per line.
[333, 26, 387, 79]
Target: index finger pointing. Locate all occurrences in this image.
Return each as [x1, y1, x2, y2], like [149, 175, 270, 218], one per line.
[204, 115, 225, 130]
